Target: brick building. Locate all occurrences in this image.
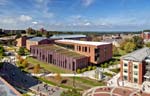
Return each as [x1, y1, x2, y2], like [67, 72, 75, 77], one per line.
[120, 47, 150, 85]
[31, 44, 89, 71]
[16, 36, 28, 47]
[26, 37, 52, 50]
[141, 32, 150, 40]
[55, 39, 112, 64]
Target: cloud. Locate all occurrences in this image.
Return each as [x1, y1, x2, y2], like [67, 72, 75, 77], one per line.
[82, 0, 95, 7]
[1, 18, 16, 24]
[19, 15, 32, 22]
[32, 21, 38, 24]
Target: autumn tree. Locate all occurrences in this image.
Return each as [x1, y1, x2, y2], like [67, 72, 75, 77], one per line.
[22, 60, 28, 68]
[55, 73, 62, 83]
[33, 64, 40, 73]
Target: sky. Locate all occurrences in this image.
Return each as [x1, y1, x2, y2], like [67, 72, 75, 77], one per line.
[0, 0, 150, 31]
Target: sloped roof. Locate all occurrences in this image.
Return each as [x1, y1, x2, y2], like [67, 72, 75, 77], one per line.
[121, 47, 150, 62]
[0, 77, 21, 96]
[28, 37, 47, 42]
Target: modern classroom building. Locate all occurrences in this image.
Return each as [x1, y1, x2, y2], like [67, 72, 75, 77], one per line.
[30, 39, 112, 71]
[120, 47, 150, 85]
[31, 44, 89, 71]
[55, 39, 112, 64]
[26, 37, 51, 50]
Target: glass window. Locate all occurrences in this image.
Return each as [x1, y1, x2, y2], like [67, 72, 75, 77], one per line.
[85, 47, 87, 52]
[124, 63, 128, 66]
[124, 69, 127, 73]
[124, 76, 127, 80]
[134, 71, 138, 75]
[134, 65, 138, 69]
[134, 78, 138, 83]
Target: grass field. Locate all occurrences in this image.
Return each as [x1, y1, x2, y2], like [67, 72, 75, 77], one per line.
[26, 57, 72, 73]
[26, 57, 106, 90]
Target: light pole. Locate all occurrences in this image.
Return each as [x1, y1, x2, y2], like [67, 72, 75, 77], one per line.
[73, 71, 76, 88]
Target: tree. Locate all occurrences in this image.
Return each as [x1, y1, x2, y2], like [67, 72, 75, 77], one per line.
[124, 42, 136, 53]
[15, 33, 21, 39]
[33, 64, 40, 73]
[77, 69, 81, 73]
[145, 42, 150, 47]
[81, 68, 87, 72]
[55, 73, 62, 82]
[22, 60, 28, 68]
[88, 66, 92, 71]
[61, 89, 81, 96]
[132, 36, 143, 49]
[92, 66, 96, 70]
[18, 47, 25, 56]
[113, 46, 119, 56]
[26, 27, 35, 35]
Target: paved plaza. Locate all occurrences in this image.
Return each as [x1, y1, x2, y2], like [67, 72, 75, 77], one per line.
[30, 83, 63, 96]
[83, 86, 150, 96]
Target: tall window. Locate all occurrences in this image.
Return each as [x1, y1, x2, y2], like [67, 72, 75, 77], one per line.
[134, 65, 138, 69]
[124, 76, 127, 80]
[124, 63, 128, 67]
[85, 47, 87, 52]
[79, 46, 81, 51]
[134, 78, 138, 83]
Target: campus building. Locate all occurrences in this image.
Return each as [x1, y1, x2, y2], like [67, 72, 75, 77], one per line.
[141, 32, 150, 40]
[31, 44, 89, 71]
[0, 77, 21, 96]
[26, 37, 52, 50]
[16, 36, 28, 47]
[50, 34, 89, 40]
[30, 39, 112, 71]
[55, 39, 112, 64]
[120, 47, 150, 85]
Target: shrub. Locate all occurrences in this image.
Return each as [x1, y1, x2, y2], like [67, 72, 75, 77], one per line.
[77, 69, 81, 73]
[92, 66, 96, 70]
[88, 66, 92, 71]
[81, 68, 87, 73]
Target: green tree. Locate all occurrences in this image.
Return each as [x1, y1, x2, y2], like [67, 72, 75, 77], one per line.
[145, 42, 150, 47]
[113, 46, 119, 56]
[92, 66, 96, 70]
[18, 47, 25, 56]
[132, 36, 143, 49]
[124, 42, 136, 53]
[15, 33, 21, 39]
[76, 69, 81, 73]
[26, 27, 35, 35]
[88, 66, 92, 71]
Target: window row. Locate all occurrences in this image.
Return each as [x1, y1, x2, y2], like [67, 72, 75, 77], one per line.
[76, 46, 90, 53]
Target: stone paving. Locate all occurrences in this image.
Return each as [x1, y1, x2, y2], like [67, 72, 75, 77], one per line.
[30, 83, 63, 96]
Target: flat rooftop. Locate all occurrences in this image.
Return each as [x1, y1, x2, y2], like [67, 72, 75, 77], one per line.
[50, 34, 86, 39]
[55, 39, 111, 46]
[36, 44, 86, 59]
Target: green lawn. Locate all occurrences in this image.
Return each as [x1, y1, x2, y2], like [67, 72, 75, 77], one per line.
[26, 57, 72, 73]
[74, 77, 105, 86]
